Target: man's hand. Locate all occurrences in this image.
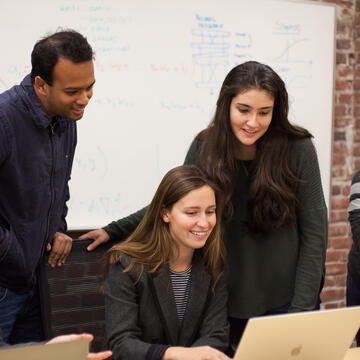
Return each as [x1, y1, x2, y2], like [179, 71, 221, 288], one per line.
[47, 333, 112, 360]
[47, 232, 72, 268]
[79, 229, 110, 251]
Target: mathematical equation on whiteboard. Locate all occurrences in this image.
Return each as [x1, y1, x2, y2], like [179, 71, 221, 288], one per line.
[1, 1, 313, 96]
[67, 145, 132, 218]
[67, 192, 129, 219]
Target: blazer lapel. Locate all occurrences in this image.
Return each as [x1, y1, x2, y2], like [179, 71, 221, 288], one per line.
[179, 255, 211, 346]
[149, 268, 180, 344]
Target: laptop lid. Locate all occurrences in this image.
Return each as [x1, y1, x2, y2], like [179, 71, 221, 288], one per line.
[0, 338, 89, 360]
[343, 347, 360, 360]
[233, 307, 360, 360]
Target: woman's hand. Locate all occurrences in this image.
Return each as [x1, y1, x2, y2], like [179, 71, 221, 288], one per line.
[79, 229, 110, 251]
[162, 345, 230, 360]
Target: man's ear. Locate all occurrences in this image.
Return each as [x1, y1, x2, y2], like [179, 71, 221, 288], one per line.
[33, 76, 49, 96]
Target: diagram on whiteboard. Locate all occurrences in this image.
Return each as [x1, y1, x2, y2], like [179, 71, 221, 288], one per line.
[191, 14, 230, 95]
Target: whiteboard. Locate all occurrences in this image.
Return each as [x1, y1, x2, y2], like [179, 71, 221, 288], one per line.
[0, 0, 335, 229]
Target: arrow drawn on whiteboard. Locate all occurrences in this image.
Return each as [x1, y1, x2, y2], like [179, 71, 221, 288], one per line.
[271, 38, 311, 63]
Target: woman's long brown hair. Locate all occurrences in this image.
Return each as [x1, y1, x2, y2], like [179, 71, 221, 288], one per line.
[103, 165, 226, 288]
[197, 61, 312, 232]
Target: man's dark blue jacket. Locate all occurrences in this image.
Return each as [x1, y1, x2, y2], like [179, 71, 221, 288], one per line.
[0, 74, 77, 292]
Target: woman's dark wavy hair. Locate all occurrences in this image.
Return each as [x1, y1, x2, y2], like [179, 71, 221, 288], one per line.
[197, 60, 312, 232]
[30, 29, 94, 85]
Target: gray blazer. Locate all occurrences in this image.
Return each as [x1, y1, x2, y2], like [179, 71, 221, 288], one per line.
[105, 251, 229, 360]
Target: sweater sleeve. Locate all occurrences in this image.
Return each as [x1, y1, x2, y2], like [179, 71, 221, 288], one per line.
[289, 138, 328, 312]
[348, 169, 360, 219]
[347, 170, 360, 285]
[348, 170, 360, 248]
[102, 206, 147, 242]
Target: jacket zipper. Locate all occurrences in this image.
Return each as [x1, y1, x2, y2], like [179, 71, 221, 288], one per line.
[33, 122, 56, 278]
[45, 123, 56, 249]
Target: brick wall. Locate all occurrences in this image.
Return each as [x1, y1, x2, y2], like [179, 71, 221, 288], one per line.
[45, 0, 360, 352]
[320, 0, 359, 309]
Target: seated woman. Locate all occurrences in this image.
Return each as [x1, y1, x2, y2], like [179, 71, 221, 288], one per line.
[103, 165, 230, 360]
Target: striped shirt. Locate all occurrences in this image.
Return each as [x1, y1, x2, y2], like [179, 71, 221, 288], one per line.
[348, 169, 360, 287]
[170, 265, 192, 322]
[349, 177, 360, 213]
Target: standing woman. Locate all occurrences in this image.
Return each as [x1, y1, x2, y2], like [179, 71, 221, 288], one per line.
[184, 61, 328, 352]
[103, 165, 230, 360]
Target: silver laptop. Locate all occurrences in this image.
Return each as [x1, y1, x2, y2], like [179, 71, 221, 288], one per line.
[0, 338, 89, 360]
[234, 306, 360, 360]
[343, 347, 360, 360]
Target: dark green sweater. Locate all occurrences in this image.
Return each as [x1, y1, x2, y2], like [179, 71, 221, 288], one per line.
[103, 137, 328, 319]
